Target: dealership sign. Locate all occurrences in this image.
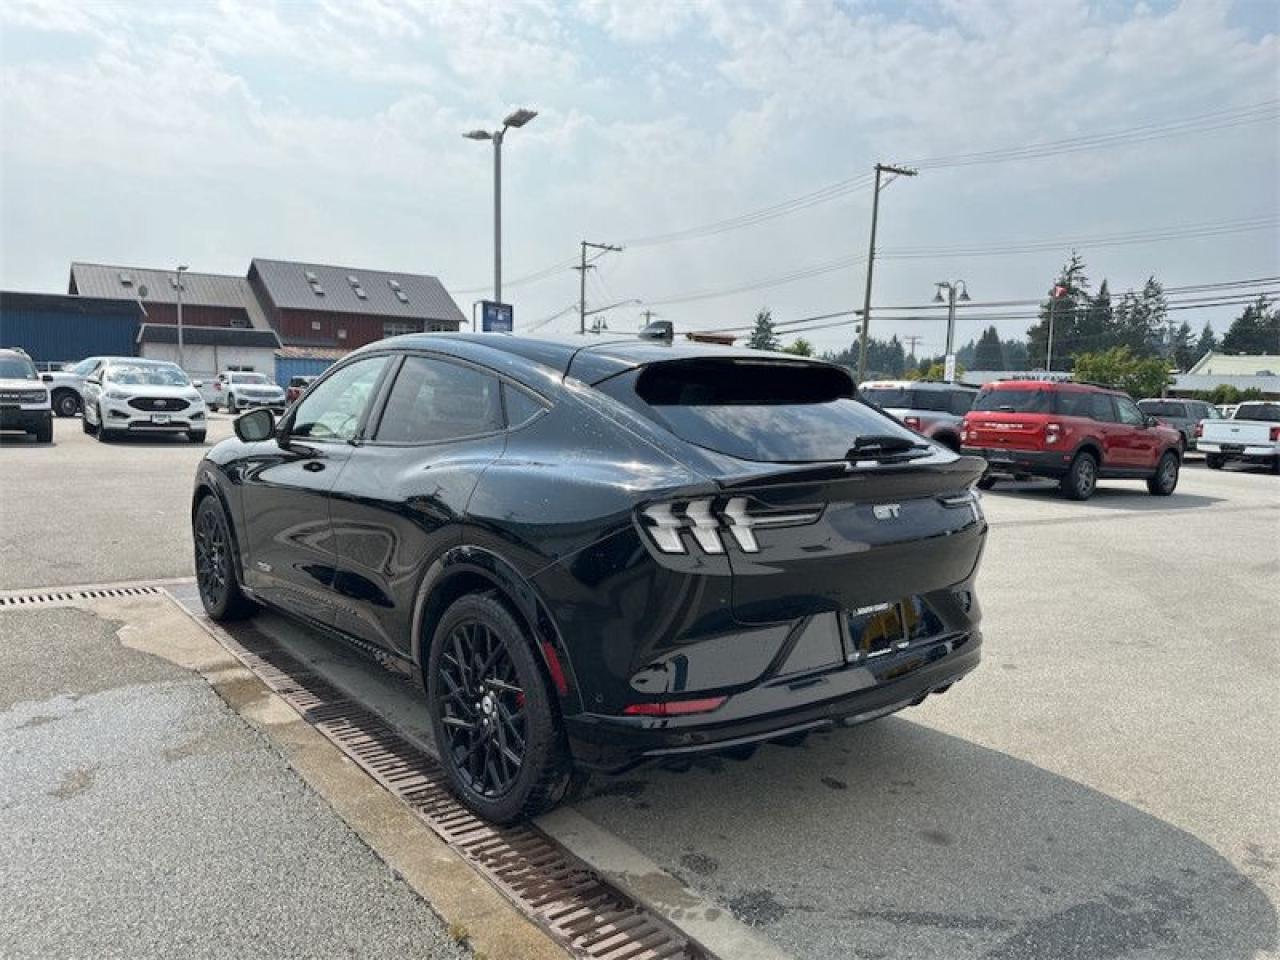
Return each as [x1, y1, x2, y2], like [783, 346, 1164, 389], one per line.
[482, 301, 513, 332]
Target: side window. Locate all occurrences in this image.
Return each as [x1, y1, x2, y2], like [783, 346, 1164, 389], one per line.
[503, 384, 545, 428]
[1115, 397, 1145, 426]
[1088, 393, 1118, 422]
[1058, 392, 1090, 417]
[1166, 402, 1187, 418]
[947, 390, 974, 416]
[374, 355, 502, 444]
[291, 356, 388, 441]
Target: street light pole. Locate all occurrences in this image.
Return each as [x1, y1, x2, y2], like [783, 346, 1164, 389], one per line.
[857, 162, 917, 383]
[933, 280, 970, 382]
[175, 264, 188, 372]
[464, 108, 538, 310]
[1046, 284, 1067, 370]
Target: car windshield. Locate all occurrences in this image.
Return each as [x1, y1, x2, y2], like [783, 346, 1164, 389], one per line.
[67, 357, 100, 375]
[0, 356, 38, 380]
[1234, 402, 1280, 422]
[106, 364, 191, 386]
[973, 387, 1055, 413]
[599, 358, 921, 463]
[231, 373, 269, 385]
[860, 387, 956, 412]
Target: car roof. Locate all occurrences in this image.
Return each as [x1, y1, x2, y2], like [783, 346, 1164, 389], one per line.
[860, 379, 975, 392]
[369, 332, 844, 385]
[982, 378, 1121, 396]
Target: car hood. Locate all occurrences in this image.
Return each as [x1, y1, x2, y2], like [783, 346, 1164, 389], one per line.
[0, 378, 46, 391]
[105, 383, 203, 401]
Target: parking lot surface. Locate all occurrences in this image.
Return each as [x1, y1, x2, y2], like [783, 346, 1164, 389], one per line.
[2, 416, 1277, 960]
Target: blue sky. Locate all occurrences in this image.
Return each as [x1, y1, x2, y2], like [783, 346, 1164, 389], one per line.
[1, 0, 1276, 354]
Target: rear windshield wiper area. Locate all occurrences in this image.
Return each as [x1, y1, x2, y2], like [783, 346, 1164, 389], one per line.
[846, 434, 932, 463]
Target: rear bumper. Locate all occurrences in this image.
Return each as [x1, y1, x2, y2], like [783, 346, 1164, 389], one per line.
[1199, 442, 1277, 460]
[963, 446, 1072, 477]
[565, 632, 981, 772]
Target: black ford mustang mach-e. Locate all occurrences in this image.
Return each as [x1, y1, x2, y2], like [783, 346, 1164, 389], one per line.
[192, 333, 987, 822]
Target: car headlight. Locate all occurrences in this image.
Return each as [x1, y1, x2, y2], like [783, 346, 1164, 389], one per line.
[104, 389, 130, 401]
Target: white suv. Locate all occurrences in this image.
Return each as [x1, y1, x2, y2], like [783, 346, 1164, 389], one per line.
[0, 348, 53, 442]
[201, 371, 286, 412]
[81, 359, 207, 443]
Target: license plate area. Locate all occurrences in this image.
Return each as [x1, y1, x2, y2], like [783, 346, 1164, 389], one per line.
[152, 414, 171, 424]
[1222, 444, 1243, 453]
[844, 597, 946, 662]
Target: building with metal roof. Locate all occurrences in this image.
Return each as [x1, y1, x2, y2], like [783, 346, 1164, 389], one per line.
[248, 258, 464, 349]
[1, 290, 142, 365]
[69, 262, 273, 331]
[1186, 352, 1280, 376]
[136, 323, 282, 382]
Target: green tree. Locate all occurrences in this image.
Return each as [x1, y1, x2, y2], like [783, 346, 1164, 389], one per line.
[1170, 321, 1196, 371]
[1222, 295, 1280, 354]
[972, 326, 1004, 370]
[782, 338, 813, 357]
[1194, 322, 1218, 363]
[1075, 279, 1115, 355]
[1026, 252, 1090, 370]
[747, 309, 779, 351]
[1073, 346, 1171, 399]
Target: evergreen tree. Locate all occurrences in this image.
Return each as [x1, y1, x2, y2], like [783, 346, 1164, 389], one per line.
[1222, 295, 1280, 354]
[782, 338, 813, 357]
[972, 326, 1005, 369]
[1026, 252, 1089, 370]
[747, 309, 779, 351]
[1194, 322, 1218, 362]
[1075, 279, 1115, 355]
[1170, 322, 1196, 371]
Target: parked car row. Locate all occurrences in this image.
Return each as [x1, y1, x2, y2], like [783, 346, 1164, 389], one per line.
[0, 347, 53, 442]
[1197, 402, 1280, 472]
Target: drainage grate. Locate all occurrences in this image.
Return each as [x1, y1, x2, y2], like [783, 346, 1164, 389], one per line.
[214, 620, 712, 960]
[0, 585, 163, 607]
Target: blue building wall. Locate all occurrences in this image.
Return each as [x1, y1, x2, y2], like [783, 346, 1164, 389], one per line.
[0, 292, 140, 365]
[274, 355, 338, 386]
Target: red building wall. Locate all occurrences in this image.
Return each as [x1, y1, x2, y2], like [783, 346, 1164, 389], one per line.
[138, 303, 245, 327]
[272, 308, 414, 347]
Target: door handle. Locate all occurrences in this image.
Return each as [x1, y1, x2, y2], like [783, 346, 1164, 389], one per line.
[303, 461, 325, 473]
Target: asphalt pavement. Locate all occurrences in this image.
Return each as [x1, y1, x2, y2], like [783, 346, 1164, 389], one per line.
[0, 602, 469, 960]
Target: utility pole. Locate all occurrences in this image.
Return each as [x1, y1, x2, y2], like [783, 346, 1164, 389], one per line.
[1046, 284, 1067, 371]
[857, 163, 917, 382]
[175, 264, 188, 372]
[575, 241, 622, 334]
[903, 335, 923, 359]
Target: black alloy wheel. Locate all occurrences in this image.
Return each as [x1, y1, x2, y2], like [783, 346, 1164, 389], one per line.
[428, 593, 572, 823]
[1147, 451, 1179, 496]
[193, 497, 255, 620]
[53, 391, 79, 418]
[1061, 451, 1098, 500]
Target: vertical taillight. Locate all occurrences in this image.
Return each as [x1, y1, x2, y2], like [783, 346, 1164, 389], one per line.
[1044, 423, 1062, 445]
[1195, 421, 1203, 438]
[903, 415, 922, 430]
[1270, 427, 1280, 442]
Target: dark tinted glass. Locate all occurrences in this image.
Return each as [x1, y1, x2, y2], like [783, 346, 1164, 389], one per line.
[1056, 391, 1091, 417]
[1089, 393, 1117, 422]
[1115, 397, 1145, 425]
[948, 391, 975, 415]
[605, 359, 916, 463]
[973, 388, 1055, 413]
[503, 384, 544, 428]
[1235, 403, 1280, 422]
[375, 355, 502, 443]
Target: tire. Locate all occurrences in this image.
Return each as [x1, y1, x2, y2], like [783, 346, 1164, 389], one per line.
[1271, 456, 1280, 476]
[94, 406, 113, 442]
[226, 394, 236, 413]
[976, 474, 998, 491]
[52, 390, 80, 418]
[193, 495, 256, 621]
[427, 593, 572, 824]
[33, 419, 53, 443]
[1205, 453, 1224, 470]
[1146, 451, 1179, 496]
[1060, 451, 1098, 501]
[188, 430, 207, 444]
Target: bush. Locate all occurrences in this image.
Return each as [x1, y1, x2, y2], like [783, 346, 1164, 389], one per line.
[1072, 347, 1171, 399]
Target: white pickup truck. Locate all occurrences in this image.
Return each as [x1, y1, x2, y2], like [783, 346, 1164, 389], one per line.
[1198, 401, 1280, 473]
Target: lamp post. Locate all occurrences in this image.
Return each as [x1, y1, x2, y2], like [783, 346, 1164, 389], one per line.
[175, 264, 188, 372]
[932, 280, 970, 381]
[464, 107, 538, 307]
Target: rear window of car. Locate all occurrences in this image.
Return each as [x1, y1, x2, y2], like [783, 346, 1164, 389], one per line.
[860, 387, 968, 413]
[597, 358, 918, 463]
[973, 387, 1056, 413]
[1234, 402, 1280, 422]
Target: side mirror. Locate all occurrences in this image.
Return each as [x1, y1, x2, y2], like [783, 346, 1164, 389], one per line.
[40, 373, 53, 383]
[1144, 415, 1158, 428]
[234, 407, 276, 443]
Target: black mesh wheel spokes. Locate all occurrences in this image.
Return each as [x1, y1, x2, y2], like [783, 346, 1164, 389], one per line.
[438, 620, 526, 798]
[195, 508, 228, 608]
